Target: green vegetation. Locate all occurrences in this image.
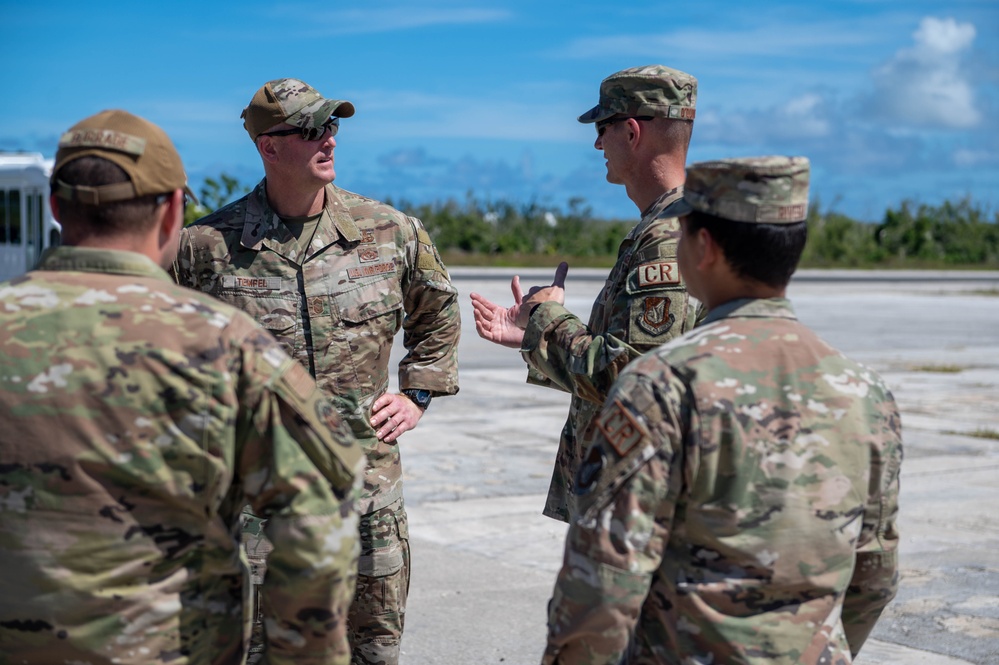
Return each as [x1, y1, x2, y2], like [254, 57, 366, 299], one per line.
[908, 364, 966, 373]
[186, 174, 999, 269]
[184, 173, 250, 226]
[945, 428, 999, 441]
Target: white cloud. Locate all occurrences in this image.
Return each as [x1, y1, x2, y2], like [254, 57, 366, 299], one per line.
[952, 149, 997, 167]
[869, 17, 980, 129]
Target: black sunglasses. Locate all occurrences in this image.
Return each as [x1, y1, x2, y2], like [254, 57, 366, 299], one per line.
[596, 115, 654, 137]
[260, 117, 340, 141]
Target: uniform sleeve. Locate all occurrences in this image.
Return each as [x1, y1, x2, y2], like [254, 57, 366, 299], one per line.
[233, 322, 366, 665]
[399, 215, 460, 396]
[543, 369, 685, 664]
[841, 397, 902, 656]
[522, 240, 691, 405]
[170, 227, 199, 289]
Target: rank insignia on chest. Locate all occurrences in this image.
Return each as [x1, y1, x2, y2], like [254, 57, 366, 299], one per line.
[597, 399, 647, 457]
[358, 248, 380, 263]
[637, 296, 676, 336]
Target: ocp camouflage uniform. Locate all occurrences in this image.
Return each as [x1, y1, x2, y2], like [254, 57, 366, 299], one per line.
[0, 246, 364, 665]
[544, 298, 902, 664]
[544, 155, 901, 664]
[523, 187, 698, 522]
[175, 180, 460, 662]
[524, 64, 700, 523]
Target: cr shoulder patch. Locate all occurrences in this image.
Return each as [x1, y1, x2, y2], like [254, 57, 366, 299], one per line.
[637, 296, 676, 336]
[637, 260, 680, 288]
[597, 398, 649, 457]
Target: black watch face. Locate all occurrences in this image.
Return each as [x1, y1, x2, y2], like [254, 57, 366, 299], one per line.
[406, 390, 432, 407]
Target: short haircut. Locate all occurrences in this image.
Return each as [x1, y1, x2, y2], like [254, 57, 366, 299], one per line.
[653, 117, 693, 159]
[51, 157, 161, 238]
[685, 209, 807, 288]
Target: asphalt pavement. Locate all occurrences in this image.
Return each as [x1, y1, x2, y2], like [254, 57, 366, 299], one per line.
[390, 268, 999, 665]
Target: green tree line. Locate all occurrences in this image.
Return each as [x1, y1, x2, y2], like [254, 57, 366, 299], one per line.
[186, 174, 999, 269]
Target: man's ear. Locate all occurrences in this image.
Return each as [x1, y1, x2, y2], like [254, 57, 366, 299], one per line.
[158, 189, 184, 247]
[257, 136, 279, 164]
[49, 194, 62, 222]
[696, 227, 721, 271]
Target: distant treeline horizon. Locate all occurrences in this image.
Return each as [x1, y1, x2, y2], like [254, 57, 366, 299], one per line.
[185, 173, 999, 270]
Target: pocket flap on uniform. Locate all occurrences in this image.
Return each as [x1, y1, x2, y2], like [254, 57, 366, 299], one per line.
[336, 280, 403, 324]
[357, 542, 405, 577]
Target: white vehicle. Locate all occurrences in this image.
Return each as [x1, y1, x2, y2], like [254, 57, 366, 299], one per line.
[0, 152, 62, 282]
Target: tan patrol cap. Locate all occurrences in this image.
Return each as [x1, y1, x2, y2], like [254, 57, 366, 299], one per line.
[242, 78, 355, 141]
[684, 156, 810, 224]
[578, 65, 697, 124]
[52, 109, 197, 206]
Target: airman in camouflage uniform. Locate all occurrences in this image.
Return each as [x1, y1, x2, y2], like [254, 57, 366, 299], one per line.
[544, 157, 902, 664]
[471, 65, 700, 522]
[173, 79, 460, 665]
[0, 110, 364, 665]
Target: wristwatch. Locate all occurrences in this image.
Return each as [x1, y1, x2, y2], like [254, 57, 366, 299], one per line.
[402, 389, 432, 411]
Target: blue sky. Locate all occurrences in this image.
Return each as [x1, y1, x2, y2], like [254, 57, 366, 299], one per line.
[3, 1, 997, 222]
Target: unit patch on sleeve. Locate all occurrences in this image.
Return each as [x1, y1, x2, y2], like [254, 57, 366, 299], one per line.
[597, 398, 649, 457]
[637, 296, 676, 336]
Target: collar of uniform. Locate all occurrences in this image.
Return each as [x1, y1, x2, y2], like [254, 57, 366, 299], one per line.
[321, 184, 361, 245]
[35, 245, 172, 281]
[629, 185, 688, 241]
[702, 297, 797, 325]
[240, 180, 294, 252]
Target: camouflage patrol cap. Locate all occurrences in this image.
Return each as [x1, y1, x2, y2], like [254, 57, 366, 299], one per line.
[578, 65, 697, 124]
[242, 78, 356, 141]
[684, 156, 810, 224]
[52, 109, 197, 205]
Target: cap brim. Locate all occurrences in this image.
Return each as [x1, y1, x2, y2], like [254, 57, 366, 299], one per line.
[577, 104, 614, 124]
[288, 99, 356, 129]
[184, 184, 200, 207]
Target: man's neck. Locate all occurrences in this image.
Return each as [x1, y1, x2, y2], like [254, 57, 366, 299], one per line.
[263, 177, 327, 218]
[626, 156, 685, 214]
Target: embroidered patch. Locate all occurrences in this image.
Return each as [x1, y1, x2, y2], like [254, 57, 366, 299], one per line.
[597, 399, 647, 457]
[637, 260, 680, 288]
[347, 262, 394, 279]
[637, 296, 676, 336]
[221, 275, 281, 290]
[358, 248, 379, 264]
[359, 229, 376, 244]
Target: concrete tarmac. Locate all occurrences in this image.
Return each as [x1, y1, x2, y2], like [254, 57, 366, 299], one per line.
[391, 268, 999, 665]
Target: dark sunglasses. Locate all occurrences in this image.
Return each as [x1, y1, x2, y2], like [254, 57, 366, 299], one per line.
[259, 117, 340, 141]
[596, 115, 654, 137]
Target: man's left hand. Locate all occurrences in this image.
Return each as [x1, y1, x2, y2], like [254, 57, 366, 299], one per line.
[516, 262, 569, 329]
[371, 392, 425, 443]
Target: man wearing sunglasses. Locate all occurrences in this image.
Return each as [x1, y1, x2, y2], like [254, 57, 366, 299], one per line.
[174, 79, 461, 665]
[471, 65, 699, 523]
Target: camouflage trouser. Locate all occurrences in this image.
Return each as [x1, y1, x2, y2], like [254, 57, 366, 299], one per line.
[243, 498, 409, 665]
[350, 497, 410, 665]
